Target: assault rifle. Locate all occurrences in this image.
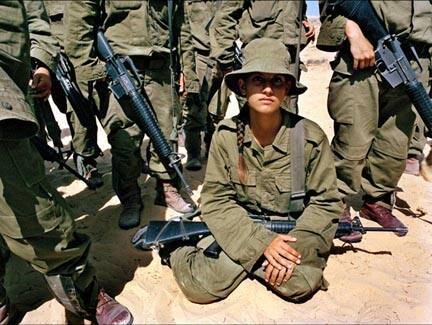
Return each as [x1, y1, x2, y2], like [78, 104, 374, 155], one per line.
[55, 53, 95, 128]
[96, 31, 194, 197]
[31, 135, 94, 188]
[329, 0, 432, 135]
[132, 214, 407, 258]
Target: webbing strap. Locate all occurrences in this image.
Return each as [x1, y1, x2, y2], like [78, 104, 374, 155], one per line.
[289, 118, 305, 213]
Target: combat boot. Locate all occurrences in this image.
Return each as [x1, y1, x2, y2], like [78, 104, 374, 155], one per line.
[119, 198, 143, 230]
[360, 202, 408, 236]
[154, 180, 195, 213]
[338, 205, 362, 243]
[75, 155, 104, 189]
[95, 289, 133, 325]
[185, 129, 202, 171]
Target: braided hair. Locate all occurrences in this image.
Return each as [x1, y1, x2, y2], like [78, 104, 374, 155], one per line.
[236, 105, 249, 184]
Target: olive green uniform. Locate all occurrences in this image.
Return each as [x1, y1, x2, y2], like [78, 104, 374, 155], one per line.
[182, 0, 218, 133]
[171, 110, 341, 303]
[65, 1, 198, 205]
[319, 1, 431, 208]
[208, 0, 309, 119]
[0, 0, 98, 317]
[44, 1, 101, 159]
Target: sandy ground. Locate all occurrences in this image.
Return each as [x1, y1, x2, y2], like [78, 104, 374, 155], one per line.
[6, 40, 432, 324]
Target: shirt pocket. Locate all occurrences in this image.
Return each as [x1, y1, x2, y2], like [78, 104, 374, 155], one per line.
[248, 1, 278, 23]
[229, 165, 257, 206]
[272, 175, 291, 214]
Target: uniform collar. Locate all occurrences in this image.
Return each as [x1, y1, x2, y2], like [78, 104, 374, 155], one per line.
[243, 109, 290, 154]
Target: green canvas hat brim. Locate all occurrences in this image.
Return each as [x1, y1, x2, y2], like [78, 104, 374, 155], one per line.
[225, 58, 307, 97]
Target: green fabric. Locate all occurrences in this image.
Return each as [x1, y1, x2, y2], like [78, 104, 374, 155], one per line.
[328, 56, 430, 205]
[209, 0, 309, 69]
[171, 110, 340, 302]
[0, 139, 97, 312]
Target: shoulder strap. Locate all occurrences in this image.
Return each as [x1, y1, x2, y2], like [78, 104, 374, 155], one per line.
[289, 117, 305, 213]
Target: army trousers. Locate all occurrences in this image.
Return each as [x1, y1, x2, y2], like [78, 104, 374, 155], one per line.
[79, 55, 178, 203]
[182, 52, 211, 132]
[170, 236, 325, 304]
[328, 56, 429, 206]
[0, 139, 98, 315]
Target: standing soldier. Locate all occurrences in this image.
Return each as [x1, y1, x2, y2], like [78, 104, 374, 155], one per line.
[44, 1, 103, 187]
[206, 0, 315, 148]
[182, 0, 219, 171]
[317, 1, 431, 242]
[0, 1, 132, 323]
[65, 1, 197, 229]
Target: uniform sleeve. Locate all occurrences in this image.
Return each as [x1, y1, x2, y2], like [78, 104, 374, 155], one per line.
[64, 0, 105, 81]
[201, 129, 277, 273]
[288, 132, 342, 270]
[179, 4, 200, 93]
[209, 0, 244, 71]
[24, 0, 60, 72]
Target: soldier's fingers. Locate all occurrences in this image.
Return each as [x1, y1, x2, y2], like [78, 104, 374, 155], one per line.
[353, 58, 359, 70]
[276, 267, 286, 286]
[284, 263, 295, 282]
[264, 263, 274, 282]
[269, 266, 280, 286]
[278, 242, 301, 258]
[279, 234, 297, 242]
[278, 248, 301, 265]
[264, 251, 285, 270]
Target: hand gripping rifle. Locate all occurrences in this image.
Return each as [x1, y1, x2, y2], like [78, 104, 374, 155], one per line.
[96, 30, 194, 197]
[132, 214, 407, 258]
[329, 0, 432, 136]
[55, 53, 95, 128]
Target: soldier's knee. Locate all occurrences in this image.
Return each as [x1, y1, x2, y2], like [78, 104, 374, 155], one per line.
[170, 247, 222, 304]
[274, 266, 324, 302]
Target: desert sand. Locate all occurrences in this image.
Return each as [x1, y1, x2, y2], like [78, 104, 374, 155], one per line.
[6, 36, 432, 324]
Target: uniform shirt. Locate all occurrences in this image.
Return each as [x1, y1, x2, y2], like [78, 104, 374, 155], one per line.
[65, 0, 198, 90]
[201, 109, 342, 272]
[209, 0, 308, 70]
[0, 0, 59, 140]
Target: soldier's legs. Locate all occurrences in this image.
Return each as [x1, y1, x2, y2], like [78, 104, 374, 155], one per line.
[328, 70, 378, 207]
[82, 79, 144, 229]
[183, 53, 210, 170]
[0, 139, 98, 318]
[141, 58, 194, 214]
[170, 237, 322, 303]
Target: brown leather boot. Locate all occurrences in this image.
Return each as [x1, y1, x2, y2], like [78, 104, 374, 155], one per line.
[360, 202, 408, 236]
[154, 180, 195, 213]
[95, 289, 133, 325]
[338, 206, 363, 243]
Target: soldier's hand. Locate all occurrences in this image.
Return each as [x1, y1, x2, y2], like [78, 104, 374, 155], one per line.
[345, 20, 375, 70]
[31, 67, 52, 99]
[264, 234, 301, 271]
[179, 72, 187, 97]
[263, 260, 295, 287]
[303, 19, 315, 43]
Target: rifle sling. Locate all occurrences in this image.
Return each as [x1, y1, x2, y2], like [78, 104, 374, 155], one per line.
[289, 118, 305, 213]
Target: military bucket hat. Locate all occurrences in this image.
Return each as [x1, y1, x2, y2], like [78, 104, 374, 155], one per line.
[225, 38, 307, 96]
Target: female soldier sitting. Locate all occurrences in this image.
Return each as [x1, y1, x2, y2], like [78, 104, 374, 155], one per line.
[169, 38, 342, 303]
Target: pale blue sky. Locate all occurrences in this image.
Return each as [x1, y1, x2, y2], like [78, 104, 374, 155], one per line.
[306, 0, 320, 17]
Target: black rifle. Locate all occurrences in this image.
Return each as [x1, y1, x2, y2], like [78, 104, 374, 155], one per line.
[96, 30, 194, 197]
[31, 135, 94, 188]
[132, 215, 406, 258]
[330, 0, 432, 135]
[55, 53, 95, 128]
